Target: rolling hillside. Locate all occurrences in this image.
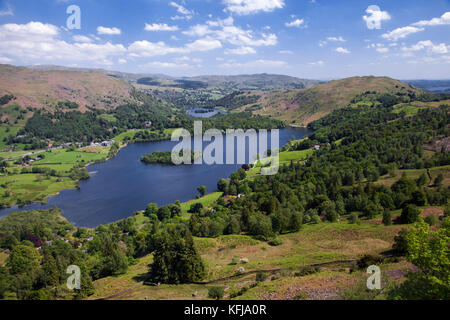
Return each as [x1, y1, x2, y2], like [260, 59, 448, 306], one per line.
[0, 64, 137, 111]
[232, 76, 429, 126]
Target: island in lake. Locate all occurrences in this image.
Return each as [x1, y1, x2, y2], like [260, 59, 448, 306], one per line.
[141, 149, 202, 165]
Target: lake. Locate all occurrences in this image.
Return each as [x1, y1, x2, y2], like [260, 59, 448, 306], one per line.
[0, 128, 311, 227]
[187, 108, 227, 118]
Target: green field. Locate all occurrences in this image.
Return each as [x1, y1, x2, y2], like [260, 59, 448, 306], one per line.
[248, 149, 313, 177]
[180, 192, 223, 213]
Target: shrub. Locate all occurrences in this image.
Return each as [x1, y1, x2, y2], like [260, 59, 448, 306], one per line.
[268, 238, 283, 246]
[356, 255, 384, 269]
[208, 287, 225, 300]
[399, 204, 421, 224]
[349, 213, 359, 224]
[424, 214, 437, 226]
[256, 272, 268, 282]
[382, 209, 392, 226]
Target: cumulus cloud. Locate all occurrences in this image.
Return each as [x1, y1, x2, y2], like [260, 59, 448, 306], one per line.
[144, 23, 179, 31]
[285, 19, 304, 28]
[308, 60, 324, 66]
[170, 1, 193, 20]
[402, 40, 450, 54]
[220, 59, 287, 68]
[382, 26, 424, 41]
[335, 47, 351, 54]
[224, 46, 256, 55]
[413, 12, 450, 27]
[73, 35, 93, 43]
[362, 5, 391, 30]
[0, 21, 125, 66]
[183, 17, 277, 48]
[223, 0, 285, 15]
[128, 38, 222, 58]
[97, 26, 121, 35]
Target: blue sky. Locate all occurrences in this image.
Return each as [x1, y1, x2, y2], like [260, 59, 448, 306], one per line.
[0, 0, 449, 79]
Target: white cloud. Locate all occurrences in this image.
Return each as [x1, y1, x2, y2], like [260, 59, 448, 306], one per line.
[220, 59, 287, 68]
[223, 0, 285, 15]
[335, 47, 351, 54]
[225, 46, 256, 55]
[118, 58, 127, 64]
[0, 56, 12, 63]
[144, 23, 179, 32]
[413, 12, 450, 27]
[327, 36, 345, 42]
[0, 21, 126, 66]
[309, 60, 324, 66]
[141, 61, 191, 69]
[363, 5, 391, 30]
[279, 50, 293, 54]
[128, 38, 221, 58]
[183, 19, 277, 48]
[0, 3, 13, 16]
[169, 1, 193, 20]
[97, 26, 121, 35]
[382, 26, 424, 41]
[285, 19, 304, 28]
[170, 1, 193, 15]
[376, 47, 389, 53]
[402, 40, 449, 54]
[73, 35, 93, 43]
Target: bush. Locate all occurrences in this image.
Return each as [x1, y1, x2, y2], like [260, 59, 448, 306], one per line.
[256, 272, 268, 282]
[399, 204, 421, 224]
[382, 209, 392, 226]
[424, 214, 437, 226]
[393, 229, 409, 255]
[349, 213, 359, 224]
[268, 238, 283, 246]
[208, 287, 225, 300]
[356, 255, 384, 269]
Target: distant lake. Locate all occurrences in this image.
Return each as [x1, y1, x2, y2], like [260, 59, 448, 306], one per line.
[187, 108, 227, 118]
[0, 128, 311, 228]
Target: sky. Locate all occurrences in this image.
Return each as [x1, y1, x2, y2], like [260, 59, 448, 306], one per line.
[0, 0, 449, 79]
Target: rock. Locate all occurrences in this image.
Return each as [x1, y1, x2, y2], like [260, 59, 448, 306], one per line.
[240, 258, 249, 264]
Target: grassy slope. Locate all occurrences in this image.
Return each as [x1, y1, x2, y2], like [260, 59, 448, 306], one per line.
[0, 64, 136, 111]
[88, 213, 417, 300]
[235, 76, 426, 126]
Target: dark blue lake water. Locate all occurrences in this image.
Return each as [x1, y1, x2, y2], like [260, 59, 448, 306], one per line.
[0, 128, 311, 227]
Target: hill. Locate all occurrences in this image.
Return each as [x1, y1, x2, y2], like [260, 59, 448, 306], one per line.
[0, 64, 137, 111]
[187, 74, 321, 91]
[231, 76, 429, 126]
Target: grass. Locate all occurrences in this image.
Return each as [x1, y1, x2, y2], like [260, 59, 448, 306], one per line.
[376, 165, 450, 187]
[248, 149, 313, 177]
[0, 147, 110, 207]
[180, 192, 223, 213]
[0, 173, 76, 206]
[0, 251, 8, 266]
[90, 213, 410, 300]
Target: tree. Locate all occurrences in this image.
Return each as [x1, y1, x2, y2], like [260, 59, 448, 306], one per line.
[208, 287, 225, 300]
[382, 209, 392, 226]
[6, 245, 41, 275]
[150, 227, 206, 284]
[434, 173, 444, 187]
[389, 218, 450, 299]
[157, 206, 171, 221]
[197, 185, 207, 197]
[41, 253, 59, 287]
[399, 204, 421, 224]
[145, 203, 158, 217]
